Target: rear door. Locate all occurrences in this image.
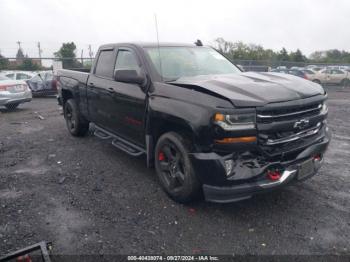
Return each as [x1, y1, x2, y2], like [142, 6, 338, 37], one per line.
[330, 69, 346, 84]
[86, 48, 117, 126]
[318, 69, 330, 84]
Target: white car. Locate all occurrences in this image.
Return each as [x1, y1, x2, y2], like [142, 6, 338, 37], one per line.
[0, 75, 32, 110]
[0, 71, 36, 81]
[312, 68, 350, 85]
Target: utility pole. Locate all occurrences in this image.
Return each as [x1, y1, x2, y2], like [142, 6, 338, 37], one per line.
[88, 45, 93, 63]
[37, 42, 42, 66]
[81, 49, 84, 65]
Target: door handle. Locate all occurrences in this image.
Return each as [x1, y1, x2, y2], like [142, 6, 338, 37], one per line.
[107, 87, 115, 93]
[89, 82, 95, 87]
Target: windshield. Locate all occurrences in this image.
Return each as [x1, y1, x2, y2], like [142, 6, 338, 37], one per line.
[144, 46, 241, 81]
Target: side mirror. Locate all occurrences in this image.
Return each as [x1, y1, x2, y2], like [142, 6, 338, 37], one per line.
[37, 73, 43, 81]
[114, 69, 145, 85]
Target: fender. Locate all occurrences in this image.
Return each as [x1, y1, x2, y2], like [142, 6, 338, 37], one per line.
[145, 94, 216, 167]
[59, 76, 81, 104]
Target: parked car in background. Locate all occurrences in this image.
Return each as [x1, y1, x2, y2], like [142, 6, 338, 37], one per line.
[290, 66, 304, 70]
[0, 71, 35, 81]
[287, 69, 308, 79]
[313, 68, 350, 85]
[27, 71, 58, 96]
[305, 65, 325, 72]
[302, 69, 317, 81]
[271, 68, 308, 80]
[0, 75, 32, 110]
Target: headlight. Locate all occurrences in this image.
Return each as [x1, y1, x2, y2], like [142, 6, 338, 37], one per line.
[321, 102, 328, 114]
[214, 112, 256, 131]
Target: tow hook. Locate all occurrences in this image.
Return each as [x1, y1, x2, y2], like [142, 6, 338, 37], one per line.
[267, 169, 282, 181]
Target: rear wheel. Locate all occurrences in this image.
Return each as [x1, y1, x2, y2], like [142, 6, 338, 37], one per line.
[5, 103, 19, 110]
[64, 99, 89, 136]
[341, 79, 349, 87]
[154, 132, 201, 203]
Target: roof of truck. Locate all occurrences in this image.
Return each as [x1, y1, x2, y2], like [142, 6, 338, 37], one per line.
[99, 42, 199, 50]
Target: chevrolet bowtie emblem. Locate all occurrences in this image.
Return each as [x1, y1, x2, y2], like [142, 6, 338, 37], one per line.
[294, 119, 310, 130]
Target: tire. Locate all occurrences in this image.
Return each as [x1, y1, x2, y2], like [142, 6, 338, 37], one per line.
[341, 79, 349, 87]
[5, 103, 19, 110]
[154, 132, 201, 203]
[64, 99, 89, 136]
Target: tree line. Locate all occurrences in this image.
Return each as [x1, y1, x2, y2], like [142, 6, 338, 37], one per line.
[214, 38, 350, 64]
[1, 39, 350, 71]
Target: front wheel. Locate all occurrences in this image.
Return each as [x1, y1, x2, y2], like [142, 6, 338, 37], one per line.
[154, 132, 201, 203]
[64, 99, 89, 136]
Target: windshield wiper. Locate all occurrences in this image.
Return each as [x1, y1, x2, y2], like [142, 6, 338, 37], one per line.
[164, 78, 179, 83]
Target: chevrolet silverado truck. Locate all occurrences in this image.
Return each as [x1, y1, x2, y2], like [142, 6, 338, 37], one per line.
[57, 42, 331, 203]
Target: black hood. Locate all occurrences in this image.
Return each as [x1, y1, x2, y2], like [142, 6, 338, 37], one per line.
[169, 72, 325, 107]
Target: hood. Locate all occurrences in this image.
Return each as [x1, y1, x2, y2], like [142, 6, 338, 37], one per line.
[169, 72, 325, 107]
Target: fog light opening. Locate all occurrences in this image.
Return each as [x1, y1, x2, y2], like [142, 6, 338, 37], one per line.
[267, 169, 281, 181]
[224, 159, 234, 176]
[313, 154, 322, 161]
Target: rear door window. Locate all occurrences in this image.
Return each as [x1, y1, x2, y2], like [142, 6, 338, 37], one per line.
[332, 69, 343, 74]
[6, 73, 14, 79]
[94, 50, 115, 78]
[17, 73, 32, 80]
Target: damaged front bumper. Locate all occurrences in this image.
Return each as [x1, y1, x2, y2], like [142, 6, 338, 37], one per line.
[189, 129, 331, 203]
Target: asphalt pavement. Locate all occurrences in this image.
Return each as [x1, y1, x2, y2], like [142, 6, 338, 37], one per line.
[0, 88, 349, 256]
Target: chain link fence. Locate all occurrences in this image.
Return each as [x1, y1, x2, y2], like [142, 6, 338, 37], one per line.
[0, 56, 349, 100]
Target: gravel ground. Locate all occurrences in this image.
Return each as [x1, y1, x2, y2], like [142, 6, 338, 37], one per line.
[0, 88, 349, 256]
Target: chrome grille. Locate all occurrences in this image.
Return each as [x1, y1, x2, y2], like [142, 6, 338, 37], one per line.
[257, 103, 322, 123]
[264, 122, 321, 145]
[257, 98, 327, 156]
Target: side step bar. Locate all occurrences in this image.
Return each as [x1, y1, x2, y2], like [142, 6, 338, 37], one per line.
[90, 123, 145, 157]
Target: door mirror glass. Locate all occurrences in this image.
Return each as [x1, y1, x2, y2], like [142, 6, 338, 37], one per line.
[114, 69, 145, 85]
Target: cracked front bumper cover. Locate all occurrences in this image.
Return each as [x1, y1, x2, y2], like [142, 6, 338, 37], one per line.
[190, 130, 331, 203]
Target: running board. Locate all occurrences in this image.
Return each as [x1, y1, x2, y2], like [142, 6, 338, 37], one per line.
[90, 123, 145, 157]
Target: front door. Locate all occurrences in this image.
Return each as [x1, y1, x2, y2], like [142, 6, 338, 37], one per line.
[109, 47, 147, 146]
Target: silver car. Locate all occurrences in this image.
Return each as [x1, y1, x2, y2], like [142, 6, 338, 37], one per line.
[0, 75, 32, 110]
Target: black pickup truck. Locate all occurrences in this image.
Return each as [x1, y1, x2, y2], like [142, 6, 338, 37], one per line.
[57, 42, 330, 203]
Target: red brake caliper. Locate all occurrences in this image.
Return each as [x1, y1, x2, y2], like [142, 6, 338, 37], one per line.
[158, 151, 165, 161]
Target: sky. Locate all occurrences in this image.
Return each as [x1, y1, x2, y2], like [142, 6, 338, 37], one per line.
[0, 0, 349, 59]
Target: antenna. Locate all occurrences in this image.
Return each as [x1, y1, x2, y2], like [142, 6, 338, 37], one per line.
[154, 14, 163, 81]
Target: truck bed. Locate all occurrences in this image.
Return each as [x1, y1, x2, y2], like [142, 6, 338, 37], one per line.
[57, 69, 89, 84]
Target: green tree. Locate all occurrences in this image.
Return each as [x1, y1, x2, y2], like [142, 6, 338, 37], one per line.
[18, 58, 40, 71]
[54, 42, 81, 68]
[308, 49, 350, 63]
[290, 49, 307, 62]
[309, 51, 325, 62]
[0, 54, 9, 70]
[278, 48, 289, 61]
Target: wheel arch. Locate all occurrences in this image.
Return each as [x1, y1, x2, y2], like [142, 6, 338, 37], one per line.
[145, 114, 197, 168]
